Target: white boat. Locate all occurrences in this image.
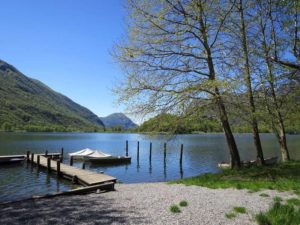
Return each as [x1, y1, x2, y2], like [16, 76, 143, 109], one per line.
[69, 149, 131, 164]
[69, 148, 95, 159]
[84, 150, 112, 159]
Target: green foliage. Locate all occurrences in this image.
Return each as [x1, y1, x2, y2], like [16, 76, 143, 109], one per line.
[170, 204, 181, 213]
[139, 113, 221, 134]
[256, 201, 300, 225]
[273, 196, 283, 202]
[1, 122, 13, 131]
[225, 206, 246, 219]
[179, 200, 188, 207]
[225, 212, 236, 219]
[169, 161, 300, 194]
[287, 198, 300, 206]
[233, 207, 246, 214]
[139, 108, 300, 134]
[260, 193, 270, 197]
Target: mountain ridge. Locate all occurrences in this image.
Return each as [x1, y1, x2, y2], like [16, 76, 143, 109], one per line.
[0, 59, 104, 132]
[100, 113, 137, 130]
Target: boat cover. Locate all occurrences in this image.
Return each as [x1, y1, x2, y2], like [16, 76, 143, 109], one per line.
[69, 148, 95, 156]
[85, 151, 112, 158]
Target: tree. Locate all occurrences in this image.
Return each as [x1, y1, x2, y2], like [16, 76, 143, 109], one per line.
[235, 0, 265, 165]
[269, 0, 300, 71]
[114, 0, 241, 168]
[251, 0, 295, 161]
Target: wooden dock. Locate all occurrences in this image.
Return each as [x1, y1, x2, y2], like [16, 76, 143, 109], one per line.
[30, 155, 117, 187]
[0, 153, 60, 164]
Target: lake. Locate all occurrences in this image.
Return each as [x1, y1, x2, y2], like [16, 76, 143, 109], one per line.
[0, 132, 299, 202]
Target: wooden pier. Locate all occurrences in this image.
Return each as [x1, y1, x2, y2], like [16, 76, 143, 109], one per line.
[0, 152, 117, 193]
[0, 153, 60, 164]
[30, 154, 116, 187]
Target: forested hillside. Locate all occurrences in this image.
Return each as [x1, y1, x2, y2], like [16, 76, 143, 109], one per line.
[0, 59, 104, 132]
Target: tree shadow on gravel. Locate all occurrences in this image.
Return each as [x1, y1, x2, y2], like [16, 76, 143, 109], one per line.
[0, 193, 149, 225]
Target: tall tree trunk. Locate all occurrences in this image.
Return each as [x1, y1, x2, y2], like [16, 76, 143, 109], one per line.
[198, 2, 241, 168]
[265, 63, 291, 161]
[216, 93, 242, 168]
[277, 118, 290, 161]
[239, 0, 264, 165]
[259, 6, 291, 162]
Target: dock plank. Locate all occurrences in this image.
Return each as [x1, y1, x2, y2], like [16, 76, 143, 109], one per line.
[32, 155, 116, 186]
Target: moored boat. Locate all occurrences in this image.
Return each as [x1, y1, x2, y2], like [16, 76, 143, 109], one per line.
[69, 148, 131, 164]
[69, 148, 95, 159]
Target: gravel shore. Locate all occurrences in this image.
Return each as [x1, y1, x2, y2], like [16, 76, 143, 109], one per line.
[0, 183, 296, 225]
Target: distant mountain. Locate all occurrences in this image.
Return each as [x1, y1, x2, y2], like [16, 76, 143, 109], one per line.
[0, 59, 104, 132]
[100, 113, 137, 129]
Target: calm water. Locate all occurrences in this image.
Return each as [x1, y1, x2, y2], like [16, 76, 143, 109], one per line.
[0, 132, 299, 202]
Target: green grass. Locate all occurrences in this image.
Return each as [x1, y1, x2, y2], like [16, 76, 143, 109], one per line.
[169, 161, 300, 194]
[256, 201, 300, 225]
[170, 204, 181, 213]
[179, 200, 188, 207]
[233, 206, 247, 214]
[260, 193, 270, 197]
[287, 198, 300, 206]
[225, 206, 247, 219]
[273, 196, 283, 202]
[225, 212, 236, 219]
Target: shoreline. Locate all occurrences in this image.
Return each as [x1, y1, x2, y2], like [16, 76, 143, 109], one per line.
[0, 182, 297, 225]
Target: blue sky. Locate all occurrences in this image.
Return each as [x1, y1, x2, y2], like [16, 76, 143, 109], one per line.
[0, 0, 128, 119]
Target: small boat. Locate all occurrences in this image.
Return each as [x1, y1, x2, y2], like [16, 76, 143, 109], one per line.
[69, 148, 95, 159]
[218, 156, 278, 169]
[69, 148, 131, 164]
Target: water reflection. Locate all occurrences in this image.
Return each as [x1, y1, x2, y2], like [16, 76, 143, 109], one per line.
[0, 132, 299, 201]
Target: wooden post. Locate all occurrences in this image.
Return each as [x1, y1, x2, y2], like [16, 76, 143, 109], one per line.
[57, 160, 61, 177]
[31, 153, 34, 164]
[180, 144, 183, 165]
[70, 156, 73, 166]
[26, 151, 30, 162]
[164, 143, 167, 162]
[60, 147, 64, 162]
[72, 175, 78, 184]
[137, 141, 140, 160]
[45, 150, 48, 157]
[82, 162, 86, 170]
[37, 155, 40, 168]
[126, 140, 128, 156]
[47, 157, 51, 172]
[149, 142, 152, 162]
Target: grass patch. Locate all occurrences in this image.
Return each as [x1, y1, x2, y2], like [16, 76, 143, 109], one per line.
[170, 204, 181, 213]
[287, 198, 300, 206]
[256, 201, 300, 225]
[169, 160, 300, 194]
[225, 212, 236, 219]
[260, 193, 270, 197]
[273, 196, 283, 202]
[179, 200, 188, 207]
[233, 206, 247, 214]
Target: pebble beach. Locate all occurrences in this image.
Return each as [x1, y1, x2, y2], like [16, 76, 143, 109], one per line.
[0, 182, 297, 225]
